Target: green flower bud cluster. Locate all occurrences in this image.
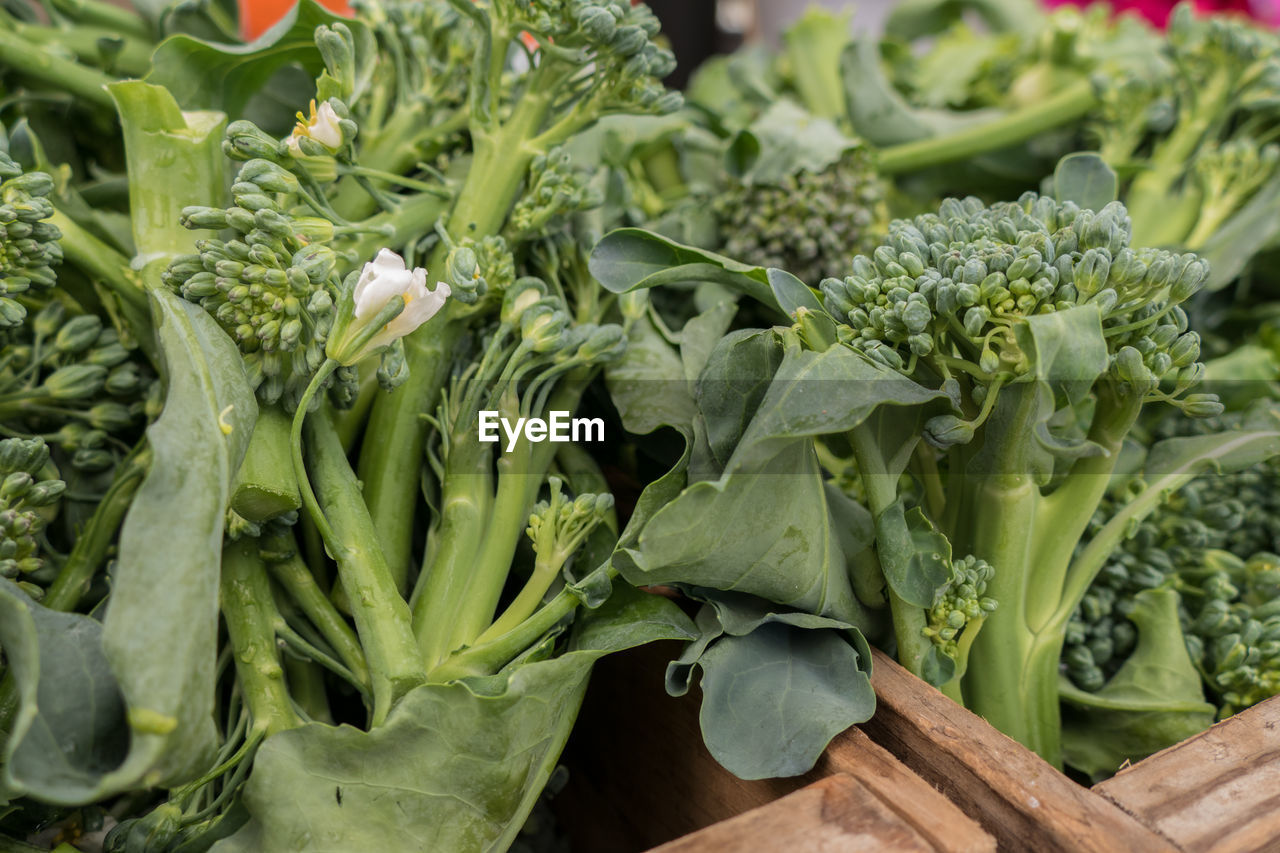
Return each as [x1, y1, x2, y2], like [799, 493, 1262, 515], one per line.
[716, 147, 888, 285]
[443, 235, 514, 308]
[162, 159, 347, 408]
[1065, 416, 1280, 713]
[508, 147, 601, 238]
[0, 302, 156, 473]
[924, 554, 997, 660]
[0, 437, 65, 591]
[526, 474, 614, 569]
[0, 151, 62, 329]
[508, 0, 683, 116]
[819, 194, 1209, 395]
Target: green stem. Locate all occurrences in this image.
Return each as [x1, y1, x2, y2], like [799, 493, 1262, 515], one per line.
[305, 405, 424, 724]
[1026, 386, 1140, 631]
[48, 0, 151, 40]
[427, 571, 607, 682]
[450, 381, 583, 651]
[356, 89, 554, 581]
[231, 404, 302, 522]
[283, 658, 332, 724]
[264, 533, 369, 690]
[220, 537, 299, 736]
[42, 442, 149, 611]
[410, 429, 494, 667]
[48, 208, 150, 342]
[955, 384, 1063, 764]
[0, 27, 116, 110]
[877, 78, 1098, 175]
[18, 21, 153, 77]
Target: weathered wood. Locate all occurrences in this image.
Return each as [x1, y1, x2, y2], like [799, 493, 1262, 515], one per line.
[555, 641, 994, 853]
[859, 647, 1177, 853]
[1094, 695, 1280, 853]
[648, 774, 937, 853]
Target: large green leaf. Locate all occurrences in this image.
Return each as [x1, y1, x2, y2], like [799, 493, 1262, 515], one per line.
[695, 329, 785, 474]
[0, 582, 127, 805]
[666, 597, 874, 780]
[620, 440, 862, 623]
[730, 341, 947, 472]
[213, 587, 693, 853]
[146, 0, 369, 118]
[95, 81, 257, 794]
[1061, 589, 1216, 780]
[729, 101, 855, 184]
[97, 293, 255, 791]
[588, 228, 780, 311]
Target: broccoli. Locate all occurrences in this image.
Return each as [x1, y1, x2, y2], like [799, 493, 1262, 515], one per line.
[1067, 412, 1280, 718]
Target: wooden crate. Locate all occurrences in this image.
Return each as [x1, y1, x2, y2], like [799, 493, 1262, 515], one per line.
[557, 641, 1280, 852]
[555, 641, 995, 852]
[862, 647, 1280, 853]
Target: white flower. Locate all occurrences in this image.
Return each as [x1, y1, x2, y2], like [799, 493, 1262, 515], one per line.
[328, 249, 450, 365]
[287, 100, 345, 157]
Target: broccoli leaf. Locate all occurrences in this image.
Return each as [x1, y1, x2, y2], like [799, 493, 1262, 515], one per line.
[211, 587, 693, 853]
[667, 596, 874, 780]
[1061, 588, 1216, 780]
[589, 228, 782, 312]
[0, 581, 127, 804]
[1053, 153, 1119, 212]
[146, 0, 371, 120]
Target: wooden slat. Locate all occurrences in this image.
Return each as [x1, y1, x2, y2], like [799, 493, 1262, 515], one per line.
[859, 648, 1177, 853]
[555, 641, 994, 853]
[649, 774, 937, 853]
[1094, 695, 1280, 853]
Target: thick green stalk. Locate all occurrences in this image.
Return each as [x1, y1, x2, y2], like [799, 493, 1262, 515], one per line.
[1025, 387, 1141, 631]
[449, 381, 585, 651]
[427, 570, 610, 682]
[410, 432, 494, 667]
[220, 537, 299, 736]
[783, 8, 852, 121]
[0, 27, 116, 109]
[877, 78, 1098, 175]
[357, 88, 555, 581]
[955, 384, 1062, 764]
[306, 407, 424, 724]
[264, 533, 369, 689]
[231, 404, 302, 522]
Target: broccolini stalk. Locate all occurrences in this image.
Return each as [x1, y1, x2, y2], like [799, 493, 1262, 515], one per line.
[359, 0, 681, 579]
[409, 271, 626, 667]
[1121, 8, 1280, 248]
[219, 537, 300, 737]
[817, 193, 1227, 762]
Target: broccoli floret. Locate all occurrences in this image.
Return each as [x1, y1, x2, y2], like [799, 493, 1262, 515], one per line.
[925, 554, 998, 660]
[820, 193, 1213, 430]
[0, 151, 62, 329]
[1067, 411, 1280, 716]
[0, 436, 65, 597]
[715, 146, 888, 286]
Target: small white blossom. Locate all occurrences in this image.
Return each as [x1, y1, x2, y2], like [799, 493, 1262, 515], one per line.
[287, 100, 345, 157]
[327, 249, 450, 365]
